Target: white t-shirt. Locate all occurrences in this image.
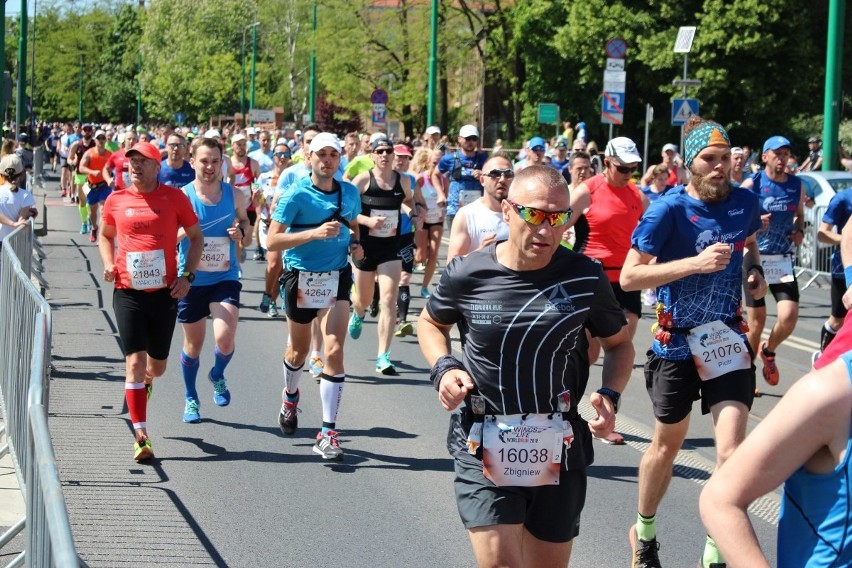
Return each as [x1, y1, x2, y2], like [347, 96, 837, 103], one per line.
[459, 199, 508, 252]
[0, 184, 35, 240]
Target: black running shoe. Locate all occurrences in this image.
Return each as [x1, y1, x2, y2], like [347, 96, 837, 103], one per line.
[629, 524, 662, 568]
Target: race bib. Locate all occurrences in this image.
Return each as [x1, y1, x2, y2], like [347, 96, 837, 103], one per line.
[482, 413, 563, 487]
[424, 197, 443, 224]
[459, 189, 481, 208]
[297, 271, 340, 309]
[199, 236, 231, 272]
[368, 209, 399, 238]
[761, 254, 795, 284]
[126, 249, 167, 290]
[687, 320, 751, 381]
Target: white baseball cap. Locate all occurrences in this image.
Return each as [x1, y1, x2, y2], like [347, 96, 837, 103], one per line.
[231, 133, 247, 143]
[308, 132, 342, 153]
[425, 125, 441, 135]
[204, 129, 221, 139]
[459, 124, 479, 138]
[605, 137, 642, 164]
[662, 143, 678, 153]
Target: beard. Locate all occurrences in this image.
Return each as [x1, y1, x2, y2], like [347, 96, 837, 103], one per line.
[692, 169, 732, 203]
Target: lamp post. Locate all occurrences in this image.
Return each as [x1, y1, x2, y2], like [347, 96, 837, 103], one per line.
[240, 21, 259, 124]
[308, 1, 316, 123]
[136, 52, 141, 123]
[426, 0, 437, 126]
[15, 0, 26, 134]
[77, 55, 83, 123]
[249, 22, 258, 115]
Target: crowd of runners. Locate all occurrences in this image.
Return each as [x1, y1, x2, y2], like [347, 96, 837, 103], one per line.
[24, 114, 850, 568]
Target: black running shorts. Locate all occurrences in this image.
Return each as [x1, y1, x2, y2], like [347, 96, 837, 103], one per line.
[744, 274, 800, 308]
[353, 241, 401, 272]
[453, 456, 586, 543]
[399, 232, 415, 274]
[831, 277, 849, 319]
[611, 281, 642, 317]
[280, 265, 352, 324]
[113, 288, 178, 360]
[643, 349, 756, 424]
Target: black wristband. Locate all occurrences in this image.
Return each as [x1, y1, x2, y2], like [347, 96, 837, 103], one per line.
[747, 264, 764, 277]
[349, 239, 360, 246]
[238, 226, 246, 237]
[430, 354, 466, 391]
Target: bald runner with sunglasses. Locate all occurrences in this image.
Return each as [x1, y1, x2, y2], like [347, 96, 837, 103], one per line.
[446, 154, 513, 263]
[418, 165, 634, 568]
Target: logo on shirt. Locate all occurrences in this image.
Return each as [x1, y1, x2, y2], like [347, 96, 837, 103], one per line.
[727, 208, 744, 217]
[763, 196, 794, 213]
[695, 229, 744, 252]
[544, 284, 576, 314]
[469, 302, 503, 326]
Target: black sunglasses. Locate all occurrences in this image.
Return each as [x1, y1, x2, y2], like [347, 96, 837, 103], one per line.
[273, 152, 291, 158]
[167, 143, 185, 148]
[464, 136, 479, 142]
[485, 169, 515, 180]
[374, 148, 394, 155]
[613, 164, 638, 174]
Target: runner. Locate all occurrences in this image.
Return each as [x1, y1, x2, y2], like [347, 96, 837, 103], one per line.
[158, 133, 195, 188]
[77, 129, 113, 243]
[176, 137, 251, 423]
[391, 144, 419, 337]
[103, 129, 137, 193]
[257, 142, 291, 318]
[266, 133, 363, 461]
[740, 135, 804, 390]
[413, 148, 446, 296]
[98, 141, 203, 461]
[446, 154, 512, 263]
[67, 124, 95, 234]
[349, 135, 418, 375]
[620, 116, 766, 568]
[228, 133, 260, 262]
[58, 122, 78, 198]
[417, 164, 634, 567]
[437, 125, 487, 231]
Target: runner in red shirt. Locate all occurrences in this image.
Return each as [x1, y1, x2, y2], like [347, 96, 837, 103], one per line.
[103, 128, 138, 192]
[98, 141, 203, 462]
[78, 129, 113, 243]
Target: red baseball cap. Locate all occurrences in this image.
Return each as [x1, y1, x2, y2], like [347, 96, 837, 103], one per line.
[393, 144, 412, 157]
[126, 142, 162, 162]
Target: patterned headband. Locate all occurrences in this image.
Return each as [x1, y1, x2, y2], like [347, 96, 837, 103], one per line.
[683, 122, 731, 168]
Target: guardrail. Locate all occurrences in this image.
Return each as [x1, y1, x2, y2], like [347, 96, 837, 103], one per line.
[795, 204, 833, 290]
[0, 222, 85, 567]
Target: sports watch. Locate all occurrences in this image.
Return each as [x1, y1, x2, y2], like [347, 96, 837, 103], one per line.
[596, 387, 621, 414]
[181, 270, 195, 284]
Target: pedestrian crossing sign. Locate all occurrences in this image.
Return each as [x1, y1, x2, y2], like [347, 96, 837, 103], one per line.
[671, 98, 699, 126]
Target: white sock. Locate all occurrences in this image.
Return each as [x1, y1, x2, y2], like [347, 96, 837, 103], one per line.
[320, 374, 345, 424]
[283, 360, 303, 396]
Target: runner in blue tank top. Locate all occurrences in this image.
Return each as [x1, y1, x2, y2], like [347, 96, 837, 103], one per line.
[814, 190, 852, 361]
[701, 351, 852, 568]
[267, 132, 363, 462]
[740, 135, 805, 391]
[621, 115, 767, 568]
[176, 137, 251, 424]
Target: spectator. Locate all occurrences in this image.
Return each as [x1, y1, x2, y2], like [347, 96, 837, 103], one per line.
[0, 154, 36, 248]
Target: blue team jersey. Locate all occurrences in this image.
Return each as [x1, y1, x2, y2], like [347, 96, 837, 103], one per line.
[248, 149, 274, 174]
[438, 150, 487, 216]
[272, 176, 361, 272]
[822, 191, 852, 278]
[631, 185, 761, 360]
[159, 160, 195, 188]
[641, 185, 673, 203]
[276, 161, 342, 192]
[749, 171, 802, 255]
[178, 182, 240, 285]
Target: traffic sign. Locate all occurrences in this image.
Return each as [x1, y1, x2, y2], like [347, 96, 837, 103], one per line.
[537, 103, 559, 125]
[603, 70, 627, 93]
[674, 26, 697, 53]
[602, 92, 625, 114]
[174, 112, 186, 125]
[248, 108, 276, 123]
[671, 98, 699, 125]
[605, 38, 627, 59]
[606, 58, 625, 71]
[372, 103, 387, 128]
[601, 112, 624, 126]
[370, 89, 388, 105]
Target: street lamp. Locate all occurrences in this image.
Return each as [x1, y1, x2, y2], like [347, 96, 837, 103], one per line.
[240, 21, 259, 124]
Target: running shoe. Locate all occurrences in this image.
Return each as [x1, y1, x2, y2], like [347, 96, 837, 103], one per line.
[395, 321, 414, 337]
[812, 350, 822, 366]
[61, 190, 67, 198]
[759, 341, 780, 386]
[253, 249, 265, 261]
[629, 524, 662, 568]
[80, 222, 88, 234]
[183, 397, 201, 423]
[412, 263, 426, 273]
[278, 395, 299, 435]
[348, 312, 363, 339]
[313, 429, 343, 461]
[309, 356, 324, 379]
[268, 303, 279, 318]
[376, 352, 397, 376]
[369, 301, 379, 318]
[420, 287, 431, 299]
[259, 293, 271, 314]
[89, 228, 98, 243]
[209, 372, 231, 406]
[133, 437, 153, 462]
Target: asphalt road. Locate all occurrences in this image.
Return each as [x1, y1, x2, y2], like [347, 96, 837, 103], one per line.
[32, 170, 835, 566]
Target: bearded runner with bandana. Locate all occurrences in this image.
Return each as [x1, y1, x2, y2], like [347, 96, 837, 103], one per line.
[620, 116, 767, 568]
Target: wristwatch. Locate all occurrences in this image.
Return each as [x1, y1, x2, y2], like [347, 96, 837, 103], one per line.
[181, 270, 195, 284]
[596, 387, 621, 414]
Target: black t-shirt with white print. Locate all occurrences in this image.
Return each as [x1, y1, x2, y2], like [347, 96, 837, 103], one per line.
[426, 242, 626, 469]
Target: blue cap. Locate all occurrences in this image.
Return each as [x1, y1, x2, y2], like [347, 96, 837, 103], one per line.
[762, 135, 791, 153]
[528, 136, 546, 151]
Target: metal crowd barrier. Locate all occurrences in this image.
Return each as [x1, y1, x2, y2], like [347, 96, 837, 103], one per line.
[0, 222, 84, 566]
[794, 204, 833, 290]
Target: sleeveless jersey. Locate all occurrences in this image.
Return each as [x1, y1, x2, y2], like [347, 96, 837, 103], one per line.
[459, 199, 508, 252]
[75, 138, 95, 164]
[778, 351, 852, 568]
[359, 171, 405, 244]
[178, 182, 239, 285]
[231, 157, 256, 211]
[84, 148, 111, 185]
[577, 173, 643, 282]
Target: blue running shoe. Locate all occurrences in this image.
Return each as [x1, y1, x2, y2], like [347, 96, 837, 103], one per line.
[348, 312, 363, 339]
[259, 293, 271, 314]
[420, 287, 431, 299]
[183, 397, 201, 423]
[209, 372, 231, 406]
[376, 352, 397, 376]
